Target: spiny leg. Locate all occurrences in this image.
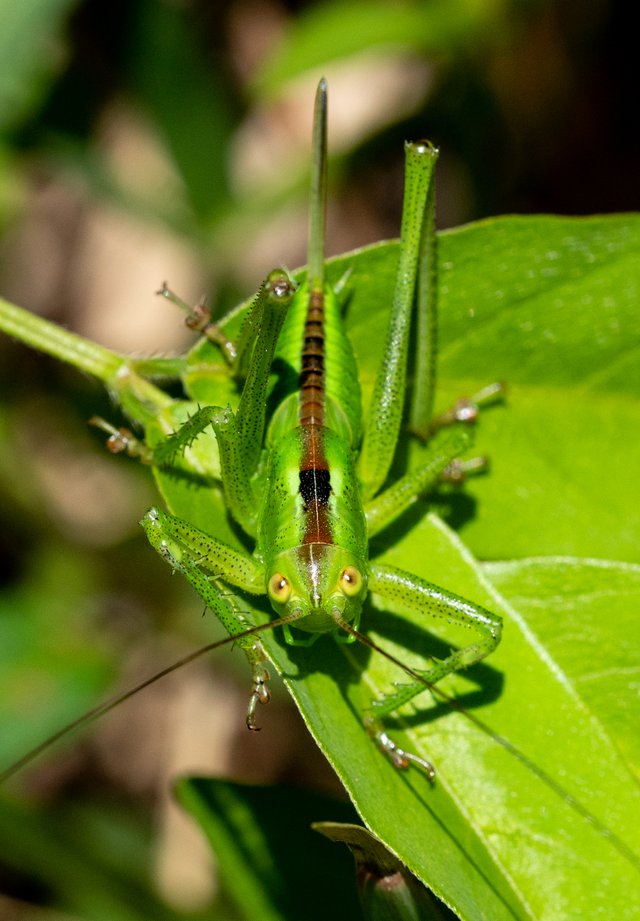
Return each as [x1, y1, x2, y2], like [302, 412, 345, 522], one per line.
[149, 404, 225, 468]
[150, 271, 297, 536]
[364, 562, 502, 775]
[141, 507, 270, 727]
[357, 141, 439, 500]
[211, 270, 296, 534]
[352, 134, 504, 488]
[365, 425, 472, 538]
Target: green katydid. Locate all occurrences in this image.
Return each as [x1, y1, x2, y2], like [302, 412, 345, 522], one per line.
[133, 77, 502, 779]
[1, 77, 639, 921]
[0, 78, 501, 782]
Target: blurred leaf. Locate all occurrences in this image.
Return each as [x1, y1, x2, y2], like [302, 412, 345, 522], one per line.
[255, 0, 509, 94]
[127, 0, 238, 223]
[177, 779, 362, 921]
[0, 0, 78, 130]
[0, 546, 114, 767]
[0, 794, 187, 921]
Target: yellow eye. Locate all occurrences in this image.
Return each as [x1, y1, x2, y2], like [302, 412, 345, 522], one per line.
[340, 566, 363, 597]
[268, 572, 291, 604]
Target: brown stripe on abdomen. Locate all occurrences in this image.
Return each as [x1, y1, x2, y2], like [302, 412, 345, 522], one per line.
[299, 288, 326, 426]
[298, 288, 332, 544]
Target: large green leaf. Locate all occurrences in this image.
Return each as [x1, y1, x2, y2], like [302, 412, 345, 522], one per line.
[483, 556, 640, 777]
[325, 215, 640, 563]
[151, 497, 640, 919]
[175, 214, 640, 918]
[2, 213, 639, 918]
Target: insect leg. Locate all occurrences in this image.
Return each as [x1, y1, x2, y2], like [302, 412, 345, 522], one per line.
[364, 562, 502, 769]
[357, 141, 439, 500]
[408, 141, 438, 441]
[141, 507, 270, 727]
[212, 270, 296, 535]
[364, 425, 472, 538]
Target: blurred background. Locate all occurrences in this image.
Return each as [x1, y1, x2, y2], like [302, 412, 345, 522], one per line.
[0, 1, 637, 918]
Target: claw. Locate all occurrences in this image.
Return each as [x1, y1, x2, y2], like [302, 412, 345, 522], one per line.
[435, 381, 506, 429]
[246, 665, 271, 731]
[364, 715, 436, 781]
[441, 455, 489, 484]
[89, 417, 152, 463]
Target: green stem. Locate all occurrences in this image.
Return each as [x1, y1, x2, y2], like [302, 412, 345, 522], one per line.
[0, 296, 174, 425]
[129, 355, 189, 379]
[0, 296, 121, 381]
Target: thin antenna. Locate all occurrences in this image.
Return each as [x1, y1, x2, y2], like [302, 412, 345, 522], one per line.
[0, 612, 298, 785]
[308, 78, 328, 290]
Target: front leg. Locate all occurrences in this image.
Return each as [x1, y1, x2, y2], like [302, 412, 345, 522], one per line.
[141, 507, 270, 727]
[365, 562, 502, 774]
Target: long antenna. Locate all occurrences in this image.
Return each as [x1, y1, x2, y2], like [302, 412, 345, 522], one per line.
[308, 78, 328, 290]
[0, 613, 297, 784]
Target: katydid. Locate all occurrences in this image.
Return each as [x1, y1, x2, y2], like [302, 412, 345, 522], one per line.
[140, 78, 503, 779]
[0, 79, 502, 783]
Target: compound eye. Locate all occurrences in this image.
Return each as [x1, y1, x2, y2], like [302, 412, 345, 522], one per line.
[268, 572, 291, 604]
[340, 565, 363, 597]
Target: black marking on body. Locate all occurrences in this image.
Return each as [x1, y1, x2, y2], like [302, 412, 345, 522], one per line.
[299, 467, 331, 509]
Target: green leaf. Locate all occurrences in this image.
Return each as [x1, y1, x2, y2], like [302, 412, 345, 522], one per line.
[483, 556, 640, 776]
[126, 0, 237, 223]
[245, 515, 639, 920]
[176, 779, 362, 921]
[173, 214, 640, 918]
[3, 213, 639, 918]
[254, 0, 507, 95]
[166, 512, 640, 920]
[436, 215, 640, 562]
[323, 215, 640, 563]
[0, 0, 78, 130]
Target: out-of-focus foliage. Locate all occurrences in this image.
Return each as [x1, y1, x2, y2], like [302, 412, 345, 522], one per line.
[0, 2, 636, 920]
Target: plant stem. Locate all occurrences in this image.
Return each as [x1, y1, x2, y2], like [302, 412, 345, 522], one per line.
[0, 297, 121, 381]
